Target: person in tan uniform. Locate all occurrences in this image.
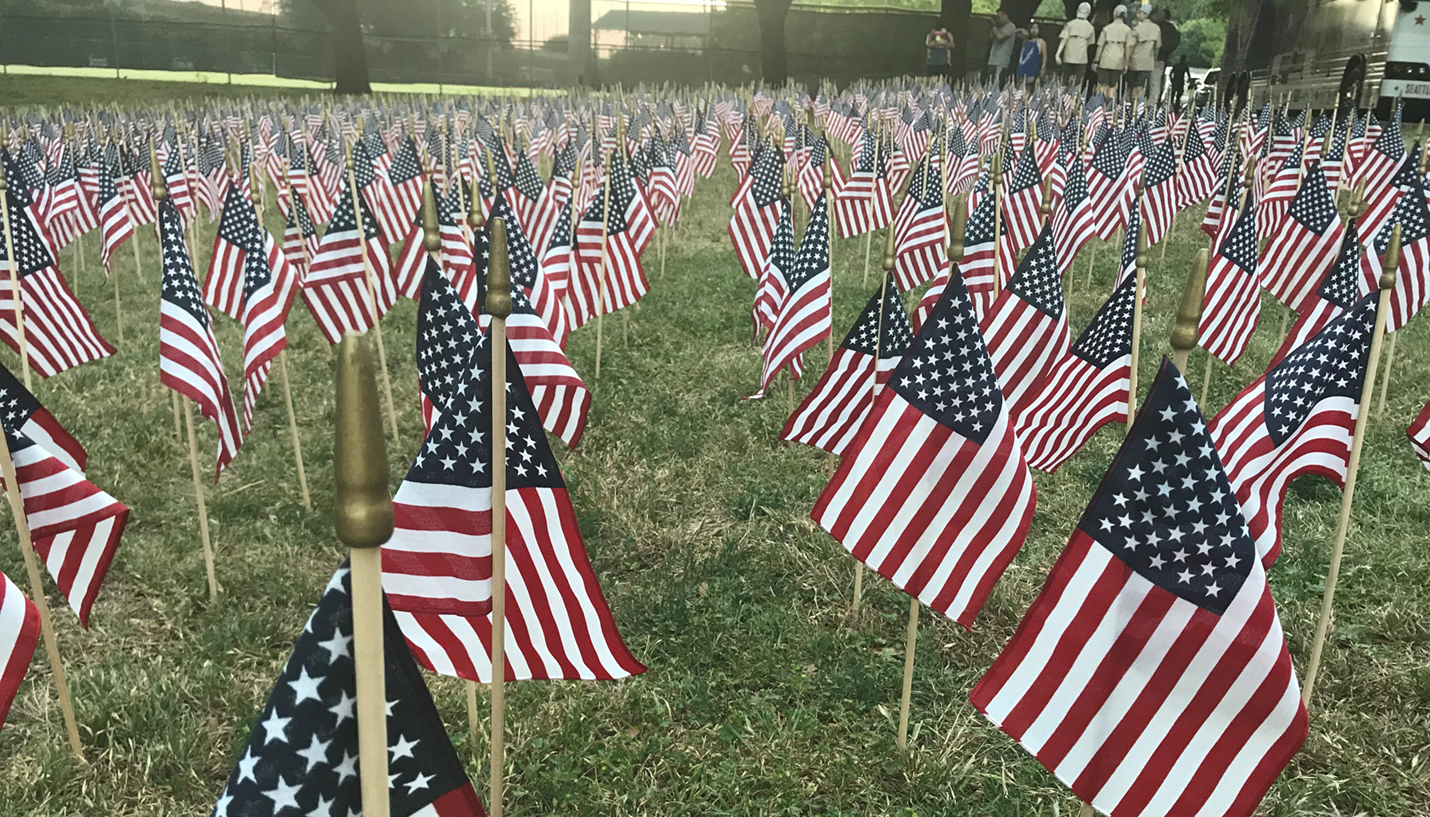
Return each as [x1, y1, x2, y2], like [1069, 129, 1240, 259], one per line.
[1128, 4, 1162, 101]
[1095, 4, 1132, 97]
[1056, 2, 1096, 88]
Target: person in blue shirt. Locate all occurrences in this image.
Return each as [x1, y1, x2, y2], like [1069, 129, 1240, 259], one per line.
[1015, 21, 1047, 87]
[926, 26, 955, 77]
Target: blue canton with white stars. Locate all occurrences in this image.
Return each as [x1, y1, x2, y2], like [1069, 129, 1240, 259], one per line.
[1080, 360, 1255, 615]
[1263, 294, 1378, 445]
[160, 201, 212, 329]
[1320, 222, 1363, 309]
[1006, 225, 1063, 317]
[841, 272, 913, 359]
[1072, 272, 1137, 369]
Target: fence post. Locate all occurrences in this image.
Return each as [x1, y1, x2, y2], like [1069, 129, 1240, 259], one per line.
[109, 2, 120, 78]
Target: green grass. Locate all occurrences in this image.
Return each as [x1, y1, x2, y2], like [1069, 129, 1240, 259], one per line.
[2, 77, 1429, 816]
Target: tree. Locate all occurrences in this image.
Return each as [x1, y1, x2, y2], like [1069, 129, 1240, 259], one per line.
[306, 0, 370, 94]
[753, 0, 793, 85]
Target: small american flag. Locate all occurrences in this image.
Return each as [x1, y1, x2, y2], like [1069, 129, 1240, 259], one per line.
[1212, 294, 1378, 566]
[1052, 148, 1097, 275]
[1408, 399, 1430, 473]
[973, 359, 1308, 817]
[812, 272, 1036, 629]
[0, 160, 115, 377]
[1256, 140, 1305, 239]
[0, 374, 130, 628]
[834, 130, 892, 239]
[571, 149, 654, 329]
[1268, 221, 1362, 369]
[281, 191, 319, 284]
[781, 272, 911, 455]
[1361, 151, 1430, 334]
[209, 564, 488, 817]
[961, 172, 1015, 316]
[1258, 162, 1343, 315]
[159, 200, 243, 477]
[752, 201, 795, 341]
[892, 151, 949, 292]
[1089, 126, 1133, 241]
[532, 198, 574, 348]
[95, 151, 135, 274]
[0, 570, 39, 732]
[235, 206, 300, 437]
[389, 265, 644, 682]
[979, 224, 1069, 412]
[1000, 142, 1044, 251]
[1014, 270, 1137, 472]
[1175, 121, 1218, 210]
[1353, 101, 1404, 197]
[301, 174, 397, 345]
[0, 362, 86, 471]
[1140, 142, 1179, 246]
[754, 195, 831, 398]
[1200, 188, 1262, 367]
[728, 143, 785, 280]
[204, 186, 264, 320]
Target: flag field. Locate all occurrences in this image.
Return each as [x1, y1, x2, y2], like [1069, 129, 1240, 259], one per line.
[1, 76, 1428, 816]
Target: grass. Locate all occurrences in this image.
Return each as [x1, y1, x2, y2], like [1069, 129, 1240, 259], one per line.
[2, 76, 1429, 817]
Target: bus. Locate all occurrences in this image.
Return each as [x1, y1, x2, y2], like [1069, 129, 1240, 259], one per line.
[1220, 0, 1430, 116]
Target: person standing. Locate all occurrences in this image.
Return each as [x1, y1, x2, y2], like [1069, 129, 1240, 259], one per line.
[1015, 22, 1047, 89]
[1170, 54, 1191, 111]
[926, 25, 955, 77]
[1095, 5, 1132, 97]
[1153, 9, 1181, 105]
[1128, 4, 1162, 102]
[986, 8, 1018, 86]
[1056, 2, 1096, 89]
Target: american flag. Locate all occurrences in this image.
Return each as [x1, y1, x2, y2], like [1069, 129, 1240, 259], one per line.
[692, 110, 720, 178]
[812, 271, 1036, 628]
[979, 224, 1069, 412]
[1141, 142, 1179, 246]
[1200, 148, 1241, 240]
[728, 143, 784, 280]
[1258, 162, 1343, 313]
[1052, 149, 1097, 276]
[1257, 140, 1305, 239]
[1000, 142, 1045, 251]
[797, 134, 836, 213]
[389, 266, 644, 682]
[1089, 127, 1133, 241]
[892, 152, 949, 292]
[204, 186, 264, 320]
[781, 273, 912, 455]
[1200, 188, 1262, 367]
[1175, 122, 1218, 210]
[1014, 270, 1137, 473]
[209, 564, 488, 817]
[571, 149, 654, 329]
[1354, 141, 1419, 242]
[752, 201, 796, 341]
[161, 141, 195, 224]
[234, 206, 300, 437]
[961, 172, 1016, 316]
[1408, 399, 1430, 473]
[281, 191, 319, 284]
[972, 359, 1308, 817]
[1353, 102, 1404, 197]
[532, 198, 574, 348]
[1268, 221, 1362, 370]
[510, 151, 547, 232]
[473, 211, 590, 449]
[753, 196, 831, 398]
[834, 131, 892, 239]
[159, 200, 243, 477]
[1361, 154, 1430, 333]
[0, 362, 86, 472]
[301, 175, 397, 345]
[0, 384, 130, 629]
[0, 163, 115, 377]
[0, 570, 39, 732]
[95, 152, 135, 274]
[1211, 294, 1378, 567]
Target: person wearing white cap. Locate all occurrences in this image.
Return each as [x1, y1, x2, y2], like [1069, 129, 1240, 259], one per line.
[1056, 2, 1096, 89]
[1095, 4, 1133, 96]
[1129, 3, 1163, 101]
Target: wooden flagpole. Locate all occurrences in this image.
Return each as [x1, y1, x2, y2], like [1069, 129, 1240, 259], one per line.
[149, 143, 185, 443]
[991, 131, 1005, 298]
[823, 128, 836, 366]
[896, 593, 919, 750]
[1302, 225, 1400, 704]
[1126, 186, 1148, 425]
[345, 142, 400, 441]
[486, 217, 514, 817]
[333, 333, 395, 817]
[862, 119, 879, 285]
[271, 170, 312, 513]
[0, 423, 85, 760]
[0, 159, 34, 390]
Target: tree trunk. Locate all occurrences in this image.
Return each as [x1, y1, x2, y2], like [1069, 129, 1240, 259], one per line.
[941, 0, 971, 80]
[754, 0, 792, 86]
[310, 0, 371, 94]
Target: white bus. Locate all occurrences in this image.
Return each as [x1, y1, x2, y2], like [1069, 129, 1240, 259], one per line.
[1221, 0, 1430, 115]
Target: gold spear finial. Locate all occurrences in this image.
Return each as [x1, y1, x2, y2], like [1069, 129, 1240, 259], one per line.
[1381, 224, 1402, 292]
[949, 197, 968, 263]
[333, 335, 394, 549]
[150, 140, 169, 202]
[1170, 249, 1210, 370]
[487, 217, 513, 320]
[420, 173, 441, 254]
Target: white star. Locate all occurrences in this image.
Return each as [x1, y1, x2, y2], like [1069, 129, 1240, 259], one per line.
[390, 734, 420, 761]
[329, 691, 355, 726]
[260, 709, 291, 745]
[333, 750, 359, 784]
[405, 771, 435, 794]
[262, 776, 303, 812]
[318, 630, 353, 662]
[237, 748, 261, 783]
[309, 795, 336, 817]
[295, 735, 332, 772]
[288, 668, 324, 705]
